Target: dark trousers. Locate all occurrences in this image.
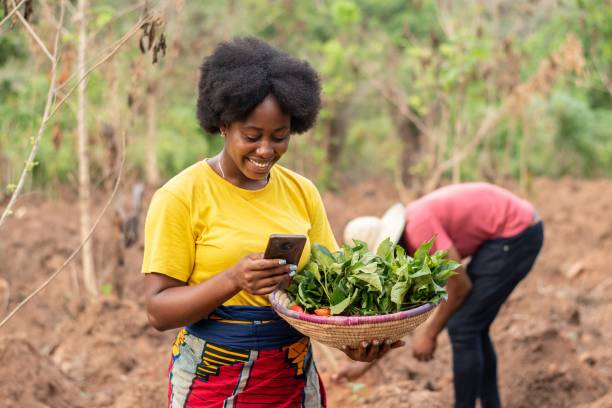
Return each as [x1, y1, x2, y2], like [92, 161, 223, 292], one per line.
[447, 222, 544, 408]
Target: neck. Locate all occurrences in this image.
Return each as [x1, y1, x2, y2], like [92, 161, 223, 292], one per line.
[215, 152, 270, 190]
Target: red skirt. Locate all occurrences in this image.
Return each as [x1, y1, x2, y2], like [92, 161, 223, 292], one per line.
[168, 329, 326, 408]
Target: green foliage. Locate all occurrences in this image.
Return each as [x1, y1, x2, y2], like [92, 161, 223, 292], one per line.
[331, 1, 361, 28]
[532, 91, 612, 177]
[0, 0, 610, 192]
[286, 238, 459, 315]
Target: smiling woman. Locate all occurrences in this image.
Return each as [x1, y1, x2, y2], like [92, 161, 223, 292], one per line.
[141, 37, 358, 408]
[215, 94, 291, 189]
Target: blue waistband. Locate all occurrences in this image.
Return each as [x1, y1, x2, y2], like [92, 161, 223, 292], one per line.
[186, 305, 304, 350]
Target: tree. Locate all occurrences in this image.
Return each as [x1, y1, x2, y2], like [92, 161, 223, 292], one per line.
[76, 0, 97, 297]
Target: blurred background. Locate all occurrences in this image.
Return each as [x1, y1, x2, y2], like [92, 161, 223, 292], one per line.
[1, 0, 610, 196]
[0, 1, 611, 407]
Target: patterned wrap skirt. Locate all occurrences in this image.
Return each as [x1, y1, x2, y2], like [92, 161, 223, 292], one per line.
[167, 306, 326, 408]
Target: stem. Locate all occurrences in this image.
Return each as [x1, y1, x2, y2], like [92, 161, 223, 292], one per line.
[0, 130, 127, 329]
[0, 0, 26, 29]
[0, 1, 63, 229]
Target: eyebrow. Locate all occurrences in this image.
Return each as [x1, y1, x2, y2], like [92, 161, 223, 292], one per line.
[242, 124, 289, 132]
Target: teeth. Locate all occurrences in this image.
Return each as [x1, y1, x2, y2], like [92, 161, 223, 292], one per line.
[248, 158, 271, 168]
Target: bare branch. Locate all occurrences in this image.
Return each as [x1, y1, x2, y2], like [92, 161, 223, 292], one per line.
[49, 15, 154, 120]
[425, 109, 503, 191]
[0, 0, 26, 28]
[0, 130, 127, 329]
[425, 34, 585, 191]
[0, 1, 63, 229]
[89, 0, 148, 40]
[0, 8, 152, 230]
[370, 78, 428, 136]
[15, 8, 54, 62]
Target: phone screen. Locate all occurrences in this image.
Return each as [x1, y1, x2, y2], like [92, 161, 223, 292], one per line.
[263, 234, 307, 265]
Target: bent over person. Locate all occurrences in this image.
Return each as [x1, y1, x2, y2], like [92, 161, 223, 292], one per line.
[337, 182, 544, 408]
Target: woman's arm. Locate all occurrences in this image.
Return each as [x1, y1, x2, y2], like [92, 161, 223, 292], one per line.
[145, 254, 293, 331]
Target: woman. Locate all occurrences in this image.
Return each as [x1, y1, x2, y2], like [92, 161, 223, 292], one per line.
[142, 37, 392, 408]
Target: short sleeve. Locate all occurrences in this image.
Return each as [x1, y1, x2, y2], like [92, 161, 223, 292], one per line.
[141, 188, 195, 282]
[306, 183, 339, 252]
[405, 210, 453, 255]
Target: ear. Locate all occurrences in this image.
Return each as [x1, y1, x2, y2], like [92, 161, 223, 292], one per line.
[219, 125, 228, 137]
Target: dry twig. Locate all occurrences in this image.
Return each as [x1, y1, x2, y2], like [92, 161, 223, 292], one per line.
[425, 34, 584, 191]
[13, 6, 54, 61]
[49, 15, 155, 119]
[0, 1, 63, 229]
[0, 130, 127, 330]
[0, 11, 154, 229]
[0, 0, 26, 28]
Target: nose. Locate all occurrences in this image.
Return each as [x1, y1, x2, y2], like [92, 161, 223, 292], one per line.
[256, 139, 274, 158]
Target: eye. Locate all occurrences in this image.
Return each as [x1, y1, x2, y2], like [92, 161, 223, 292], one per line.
[243, 134, 260, 142]
[272, 133, 289, 143]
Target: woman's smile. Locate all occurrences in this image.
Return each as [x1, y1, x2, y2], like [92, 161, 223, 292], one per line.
[246, 157, 275, 172]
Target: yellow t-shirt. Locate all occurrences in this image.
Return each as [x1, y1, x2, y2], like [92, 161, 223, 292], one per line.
[141, 160, 338, 306]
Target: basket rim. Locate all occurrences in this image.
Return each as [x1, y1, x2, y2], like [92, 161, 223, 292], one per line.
[269, 290, 435, 326]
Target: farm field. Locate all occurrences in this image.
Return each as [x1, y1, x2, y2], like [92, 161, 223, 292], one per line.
[1, 176, 611, 407]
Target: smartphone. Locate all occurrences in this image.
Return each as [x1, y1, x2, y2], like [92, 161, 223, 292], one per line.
[263, 234, 307, 266]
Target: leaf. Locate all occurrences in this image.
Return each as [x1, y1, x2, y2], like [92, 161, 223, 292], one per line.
[354, 272, 383, 292]
[330, 285, 348, 305]
[351, 239, 369, 253]
[376, 237, 394, 261]
[311, 243, 335, 269]
[306, 262, 321, 282]
[331, 295, 352, 315]
[355, 262, 379, 275]
[286, 235, 460, 316]
[390, 280, 409, 309]
[414, 236, 435, 261]
[410, 263, 432, 278]
[394, 263, 408, 277]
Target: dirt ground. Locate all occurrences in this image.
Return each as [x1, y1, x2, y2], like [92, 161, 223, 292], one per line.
[1, 177, 611, 407]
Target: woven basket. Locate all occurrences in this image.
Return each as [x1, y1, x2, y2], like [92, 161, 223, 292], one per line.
[269, 290, 436, 349]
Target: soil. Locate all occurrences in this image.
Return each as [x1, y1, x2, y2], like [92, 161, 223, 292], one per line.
[1, 177, 611, 407]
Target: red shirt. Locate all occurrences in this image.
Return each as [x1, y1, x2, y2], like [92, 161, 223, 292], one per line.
[403, 183, 534, 258]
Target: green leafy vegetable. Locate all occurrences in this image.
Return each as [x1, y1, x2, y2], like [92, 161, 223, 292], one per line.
[286, 237, 460, 316]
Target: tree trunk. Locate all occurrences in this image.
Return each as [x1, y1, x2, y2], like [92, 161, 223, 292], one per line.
[324, 103, 349, 189]
[387, 102, 424, 193]
[519, 114, 531, 194]
[145, 82, 160, 187]
[77, 0, 97, 297]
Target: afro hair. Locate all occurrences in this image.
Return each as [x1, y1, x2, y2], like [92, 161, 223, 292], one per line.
[197, 37, 321, 135]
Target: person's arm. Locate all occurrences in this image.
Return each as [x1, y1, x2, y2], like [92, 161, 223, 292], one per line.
[145, 254, 293, 331]
[412, 245, 472, 361]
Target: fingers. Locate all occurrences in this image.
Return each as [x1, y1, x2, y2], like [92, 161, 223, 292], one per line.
[249, 258, 289, 271]
[246, 265, 295, 283]
[341, 340, 381, 362]
[366, 340, 382, 360]
[249, 275, 290, 294]
[390, 340, 405, 349]
[340, 339, 404, 363]
[412, 350, 433, 362]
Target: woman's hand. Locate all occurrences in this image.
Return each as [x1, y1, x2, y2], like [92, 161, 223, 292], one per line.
[228, 253, 294, 295]
[340, 339, 405, 362]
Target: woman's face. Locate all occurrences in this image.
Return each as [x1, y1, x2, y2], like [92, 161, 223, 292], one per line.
[221, 95, 291, 185]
